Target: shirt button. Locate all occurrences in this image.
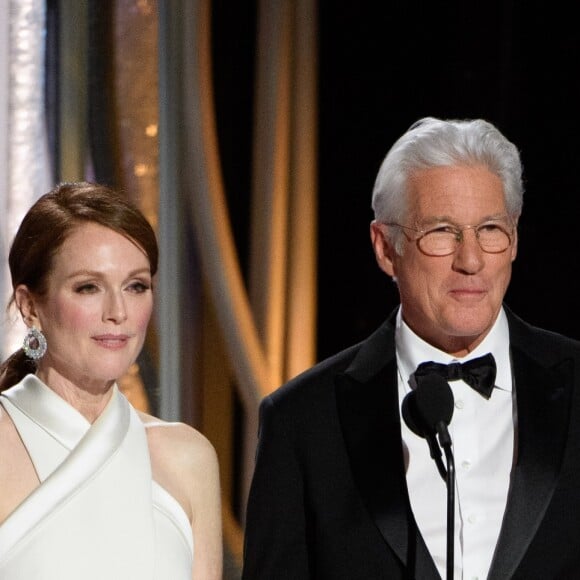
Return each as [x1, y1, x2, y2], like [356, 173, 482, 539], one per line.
[461, 460, 471, 470]
[455, 399, 464, 409]
[468, 514, 477, 524]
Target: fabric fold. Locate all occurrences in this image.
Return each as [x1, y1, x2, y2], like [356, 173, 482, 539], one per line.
[0, 374, 193, 580]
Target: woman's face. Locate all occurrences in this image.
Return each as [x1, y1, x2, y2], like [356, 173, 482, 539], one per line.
[20, 222, 153, 393]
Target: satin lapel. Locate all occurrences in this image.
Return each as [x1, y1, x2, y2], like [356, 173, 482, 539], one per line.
[0, 375, 90, 480]
[335, 318, 440, 579]
[0, 381, 130, 556]
[488, 344, 573, 580]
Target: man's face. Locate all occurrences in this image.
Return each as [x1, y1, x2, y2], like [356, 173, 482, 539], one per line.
[370, 164, 518, 356]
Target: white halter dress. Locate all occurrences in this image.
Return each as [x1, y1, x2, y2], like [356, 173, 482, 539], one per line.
[0, 374, 194, 580]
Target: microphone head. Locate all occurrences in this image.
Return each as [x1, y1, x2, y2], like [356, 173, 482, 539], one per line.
[402, 390, 425, 437]
[402, 374, 454, 437]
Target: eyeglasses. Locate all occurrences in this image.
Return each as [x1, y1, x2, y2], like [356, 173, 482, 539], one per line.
[384, 218, 515, 257]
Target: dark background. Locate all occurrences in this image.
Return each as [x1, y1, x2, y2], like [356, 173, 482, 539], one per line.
[317, 2, 580, 359]
[214, 2, 580, 363]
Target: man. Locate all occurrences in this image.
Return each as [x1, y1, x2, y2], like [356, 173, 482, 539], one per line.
[242, 117, 580, 579]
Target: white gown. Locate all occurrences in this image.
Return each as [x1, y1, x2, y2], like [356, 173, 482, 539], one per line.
[0, 374, 194, 580]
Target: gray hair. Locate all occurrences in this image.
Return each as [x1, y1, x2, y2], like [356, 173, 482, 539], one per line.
[371, 117, 524, 253]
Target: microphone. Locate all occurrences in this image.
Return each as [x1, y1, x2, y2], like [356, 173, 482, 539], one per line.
[402, 373, 456, 580]
[403, 373, 454, 438]
[402, 373, 454, 476]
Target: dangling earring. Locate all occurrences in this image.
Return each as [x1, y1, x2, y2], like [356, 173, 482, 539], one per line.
[22, 327, 47, 360]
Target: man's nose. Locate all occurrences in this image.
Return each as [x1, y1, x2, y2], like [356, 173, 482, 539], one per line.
[452, 227, 485, 273]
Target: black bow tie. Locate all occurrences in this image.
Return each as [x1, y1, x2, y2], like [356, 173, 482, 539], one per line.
[413, 353, 497, 399]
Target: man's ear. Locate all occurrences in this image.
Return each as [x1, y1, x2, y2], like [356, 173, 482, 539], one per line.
[510, 223, 518, 262]
[14, 285, 40, 327]
[370, 221, 397, 277]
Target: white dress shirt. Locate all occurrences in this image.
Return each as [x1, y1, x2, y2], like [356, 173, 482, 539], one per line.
[396, 307, 515, 580]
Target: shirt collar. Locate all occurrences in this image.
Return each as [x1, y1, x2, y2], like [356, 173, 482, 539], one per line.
[396, 306, 512, 395]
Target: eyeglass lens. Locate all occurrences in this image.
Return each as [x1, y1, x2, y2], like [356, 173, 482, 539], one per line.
[418, 225, 511, 256]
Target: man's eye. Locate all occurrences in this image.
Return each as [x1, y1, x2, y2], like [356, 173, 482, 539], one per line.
[427, 225, 457, 235]
[478, 223, 503, 233]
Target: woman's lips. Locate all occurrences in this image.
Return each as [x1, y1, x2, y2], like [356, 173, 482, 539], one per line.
[92, 334, 131, 349]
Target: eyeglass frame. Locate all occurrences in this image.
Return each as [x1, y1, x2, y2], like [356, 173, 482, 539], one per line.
[381, 216, 517, 257]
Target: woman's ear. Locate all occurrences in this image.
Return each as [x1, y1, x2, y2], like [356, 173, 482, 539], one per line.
[370, 221, 397, 278]
[14, 285, 40, 327]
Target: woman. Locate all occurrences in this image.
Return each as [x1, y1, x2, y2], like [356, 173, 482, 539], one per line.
[0, 182, 222, 579]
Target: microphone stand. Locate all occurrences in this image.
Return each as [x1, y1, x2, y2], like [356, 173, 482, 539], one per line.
[401, 375, 455, 580]
[436, 421, 455, 580]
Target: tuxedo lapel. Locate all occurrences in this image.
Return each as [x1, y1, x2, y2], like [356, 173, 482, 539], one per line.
[488, 316, 574, 580]
[335, 318, 440, 579]
[334, 307, 574, 579]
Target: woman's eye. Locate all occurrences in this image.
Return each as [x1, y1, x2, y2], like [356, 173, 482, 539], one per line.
[75, 283, 99, 294]
[127, 281, 151, 294]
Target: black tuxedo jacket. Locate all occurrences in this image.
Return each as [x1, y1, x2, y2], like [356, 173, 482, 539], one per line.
[242, 306, 580, 579]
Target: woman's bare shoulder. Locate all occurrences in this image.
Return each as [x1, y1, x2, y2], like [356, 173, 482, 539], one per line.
[137, 411, 218, 472]
[138, 410, 223, 576]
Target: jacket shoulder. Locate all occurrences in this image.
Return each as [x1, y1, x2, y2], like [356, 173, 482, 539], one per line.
[266, 313, 398, 409]
[269, 341, 363, 406]
[507, 306, 580, 360]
